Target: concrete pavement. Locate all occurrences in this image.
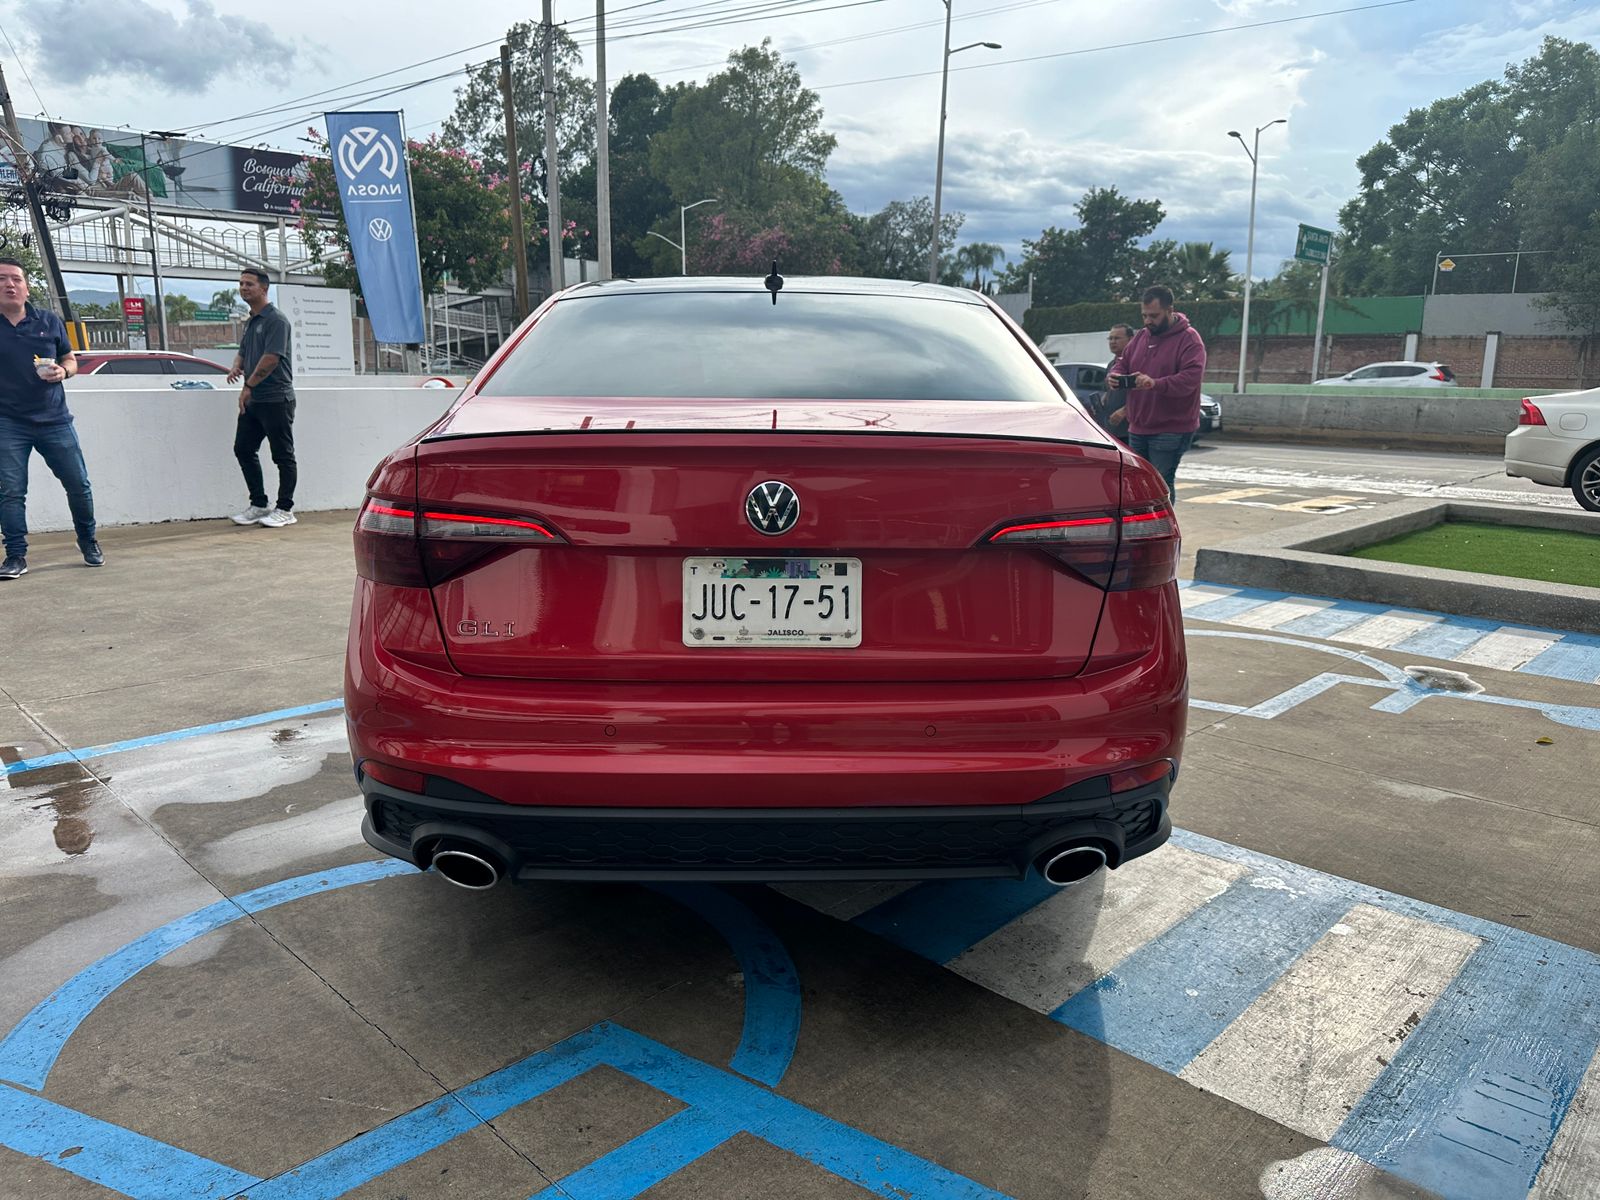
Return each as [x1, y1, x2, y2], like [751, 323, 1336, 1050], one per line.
[2, 450, 1597, 1199]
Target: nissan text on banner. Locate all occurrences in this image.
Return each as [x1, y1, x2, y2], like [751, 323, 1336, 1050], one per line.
[325, 112, 426, 345]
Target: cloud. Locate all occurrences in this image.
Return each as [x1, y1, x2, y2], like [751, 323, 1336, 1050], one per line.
[17, 0, 297, 92]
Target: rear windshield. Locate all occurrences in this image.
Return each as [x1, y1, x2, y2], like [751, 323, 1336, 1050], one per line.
[480, 291, 1064, 402]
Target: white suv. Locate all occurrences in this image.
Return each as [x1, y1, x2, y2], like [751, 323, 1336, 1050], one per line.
[1313, 361, 1457, 387]
[1505, 389, 1600, 511]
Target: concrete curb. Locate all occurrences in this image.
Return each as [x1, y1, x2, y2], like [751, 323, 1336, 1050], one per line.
[1192, 499, 1600, 635]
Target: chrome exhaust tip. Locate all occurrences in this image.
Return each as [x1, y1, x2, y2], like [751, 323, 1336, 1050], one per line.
[431, 847, 503, 890]
[1036, 843, 1109, 887]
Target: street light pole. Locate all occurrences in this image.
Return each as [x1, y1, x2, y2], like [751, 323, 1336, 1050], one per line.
[1229, 119, 1285, 394]
[927, 8, 1000, 284]
[647, 197, 718, 274]
[141, 130, 185, 351]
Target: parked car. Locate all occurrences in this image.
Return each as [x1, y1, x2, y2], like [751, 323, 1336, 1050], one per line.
[1052, 361, 1220, 438]
[1313, 361, 1457, 387]
[347, 277, 1186, 890]
[74, 350, 231, 377]
[1505, 389, 1600, 511]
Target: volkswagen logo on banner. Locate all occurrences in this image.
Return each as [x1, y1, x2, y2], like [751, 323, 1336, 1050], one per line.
[337, 127, 401, 180]
[746, 481, 800, 535]
[324, 111, 425, 344]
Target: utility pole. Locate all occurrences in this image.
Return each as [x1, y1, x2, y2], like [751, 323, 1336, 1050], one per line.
[541, 0, 564, 293]
[927, 0, 954, 284]
[139, 131, 171, 349]
[500, 43, 531, 321]
[1228, 119, 1285, 394]
[0, 62, 77, 337]
[595, 0, 612, 280]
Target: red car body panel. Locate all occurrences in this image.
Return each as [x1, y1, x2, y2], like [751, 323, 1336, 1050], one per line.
[345, 280, 1187, 882]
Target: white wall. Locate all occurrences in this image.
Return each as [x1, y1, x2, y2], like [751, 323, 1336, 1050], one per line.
[25, 378, 461, 533]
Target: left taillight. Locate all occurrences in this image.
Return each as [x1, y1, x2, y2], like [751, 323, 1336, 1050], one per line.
[354, 498, 566, 587]
[986, 501, 1180, 591]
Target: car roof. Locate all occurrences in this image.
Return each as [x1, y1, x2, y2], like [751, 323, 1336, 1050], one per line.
[558, 275, 991, 305]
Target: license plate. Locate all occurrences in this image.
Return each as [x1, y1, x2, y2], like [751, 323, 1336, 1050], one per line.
[682, 557, 862, 647]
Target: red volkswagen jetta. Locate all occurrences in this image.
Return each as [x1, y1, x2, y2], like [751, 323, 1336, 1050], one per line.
[346, 277, 1186, 889]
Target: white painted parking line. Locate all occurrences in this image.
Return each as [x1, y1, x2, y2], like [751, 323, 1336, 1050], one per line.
[1454, 628, 1564, 672]
[946, 845, 1245, 1011]
[1179, 903, 1480, 1141]
[1531, 1040, 1600, 1200]
[1328, 611, 1443, 649]
[1185, 487, 1281, 505]
[1225, 597, 1336, 630]
[1179, 584, 1240, 611]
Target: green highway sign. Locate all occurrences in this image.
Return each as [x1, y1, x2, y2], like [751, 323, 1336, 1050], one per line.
[1294, 224, 1334, 265]
[193, 309, 232, 322]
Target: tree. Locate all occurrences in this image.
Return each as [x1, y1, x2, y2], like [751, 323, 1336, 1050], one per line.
[650, 41, 837, 216]
[441, 22, 595, 210]
[210, 287, 241, 314]
[854, 197, 964, 282]
[954, 242, 1006, 291]
[1170, 241, 1238, 299]
[297, 132, 510, 296]
[164, 293, 199, 322]
[999, 187, 1165, 306]
[1338, 37, 1600, 295]
[562, 73, 685, 276]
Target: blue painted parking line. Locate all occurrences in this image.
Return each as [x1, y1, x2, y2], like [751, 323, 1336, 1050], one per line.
[1179, 580, 1600, 683]
[0, 865, 1013, 1200]
[852, 875, 1060, 964]
[1, 698, 345, 777]
[827, 828, 1600, 1200]
[1050, 872, 1353, 1073]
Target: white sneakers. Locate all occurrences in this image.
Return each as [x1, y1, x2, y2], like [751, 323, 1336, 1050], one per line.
[231, 505, 296, 527]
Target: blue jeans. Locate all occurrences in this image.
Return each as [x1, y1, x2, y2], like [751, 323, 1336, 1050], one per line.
[1128, 431, 1195, 500]
[0, 414, 97, 559]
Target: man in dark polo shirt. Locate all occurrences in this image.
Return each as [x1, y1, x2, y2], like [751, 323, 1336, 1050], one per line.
[227, 268, 297, 528]
[0, 256, 101, 579]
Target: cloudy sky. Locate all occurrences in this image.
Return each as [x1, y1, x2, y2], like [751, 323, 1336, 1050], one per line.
[4, 0, 1596, 291]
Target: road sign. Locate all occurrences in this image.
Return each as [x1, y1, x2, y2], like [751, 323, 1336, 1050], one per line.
[121, 297, 145, 320]
[193, 309, 231, 322]
[1294, 224, 1333, 265]
[1438, 258, 1456, 272]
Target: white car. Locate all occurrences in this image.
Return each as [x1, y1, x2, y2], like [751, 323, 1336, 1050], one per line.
[1505, 389, 1600, 511]
[1313, 361, 1457, 387]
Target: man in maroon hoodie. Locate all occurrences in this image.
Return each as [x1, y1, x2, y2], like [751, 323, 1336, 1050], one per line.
[1106, 285, 1206, 497]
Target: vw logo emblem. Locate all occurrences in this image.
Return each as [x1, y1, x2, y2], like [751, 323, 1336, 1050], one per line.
[368, 217, 394, 242]
[746, 481, 800, 536]
[337, 127, 401, 180]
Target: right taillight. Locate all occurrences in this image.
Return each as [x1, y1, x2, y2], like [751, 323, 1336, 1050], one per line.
[1519, 398, 1547, 426]
[354, 497, 565, 587]
[986, 501, 1180, 591]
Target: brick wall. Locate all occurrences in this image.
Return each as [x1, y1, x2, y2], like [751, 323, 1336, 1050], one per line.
[1203, 331, 1591, 390]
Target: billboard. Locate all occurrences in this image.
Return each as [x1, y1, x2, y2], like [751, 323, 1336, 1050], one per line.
[12, 118, 333, 218]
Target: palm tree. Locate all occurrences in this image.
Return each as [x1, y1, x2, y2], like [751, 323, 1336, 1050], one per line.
[954, 242, 1007, 292]
[210, 287, 240, 314]
[1173, 242, 1238, 299]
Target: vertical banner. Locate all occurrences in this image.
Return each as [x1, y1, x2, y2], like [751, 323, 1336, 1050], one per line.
[324, 112, 425, 345]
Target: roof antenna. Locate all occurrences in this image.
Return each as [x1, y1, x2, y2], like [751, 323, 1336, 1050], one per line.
[764, 260, 784, 305]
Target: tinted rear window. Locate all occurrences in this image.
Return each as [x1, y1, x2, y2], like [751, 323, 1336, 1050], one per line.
[481, 291, 1063, 402]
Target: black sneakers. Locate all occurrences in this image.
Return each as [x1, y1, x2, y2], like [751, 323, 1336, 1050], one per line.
[0, 556, 26, 580]
[80, 540, 104, 567]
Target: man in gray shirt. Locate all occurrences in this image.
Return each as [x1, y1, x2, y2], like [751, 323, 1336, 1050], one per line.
[227, 268, 297, 527]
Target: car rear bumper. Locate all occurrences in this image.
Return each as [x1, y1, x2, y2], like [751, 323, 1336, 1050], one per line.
[359, 773, 1173, 882]
[1505, 427, 1573, 486]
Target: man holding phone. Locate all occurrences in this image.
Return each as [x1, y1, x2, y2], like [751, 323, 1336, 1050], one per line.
[1106, 285, 1206, 497]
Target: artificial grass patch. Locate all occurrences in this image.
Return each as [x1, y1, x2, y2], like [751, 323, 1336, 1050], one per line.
[1345, 520, 1600, 588]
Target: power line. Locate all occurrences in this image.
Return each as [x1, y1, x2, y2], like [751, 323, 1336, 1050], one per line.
[809, 0, 1419, 91]
[0, 20, 51, 116]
